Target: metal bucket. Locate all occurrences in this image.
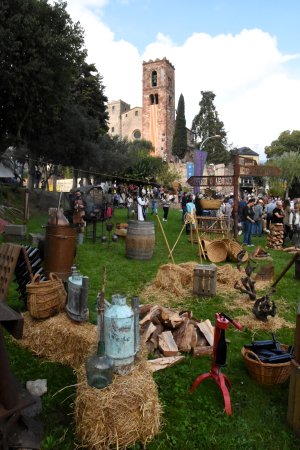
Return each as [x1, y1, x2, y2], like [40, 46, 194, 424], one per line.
[44, 225, 76, 281]
[125, 220, 155, 260]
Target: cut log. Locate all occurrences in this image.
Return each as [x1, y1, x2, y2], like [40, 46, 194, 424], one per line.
[139, 305, 161, 325]
[139, 304, 152, 319]
[172, 317, 189, 349]
[158, 331, 179, 356]
[142, 322, 157, 342]
[193, 346, 213, 357]
[147, 356, 185, 372]
[179, 322, 197, 352]
[196, 320, 214, 346]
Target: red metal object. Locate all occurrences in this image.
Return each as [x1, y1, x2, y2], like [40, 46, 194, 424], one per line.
[190, 312, 242, 416]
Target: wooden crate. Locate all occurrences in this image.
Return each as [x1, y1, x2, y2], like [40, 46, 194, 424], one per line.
[193, 264, 217, 297]
[0, 243, 22, 300]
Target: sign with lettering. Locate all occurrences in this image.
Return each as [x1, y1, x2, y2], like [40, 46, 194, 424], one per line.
[243, 165, 281, 177]
[187, 176, 234, 187]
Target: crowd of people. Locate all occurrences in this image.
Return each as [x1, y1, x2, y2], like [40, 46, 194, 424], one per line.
[70, 180, 300, 249]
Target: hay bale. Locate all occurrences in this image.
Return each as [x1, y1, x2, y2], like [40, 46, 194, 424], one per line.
[154, 262, 197, 297]
[75, 360, 162, 450]
[16, 312, 97, 369]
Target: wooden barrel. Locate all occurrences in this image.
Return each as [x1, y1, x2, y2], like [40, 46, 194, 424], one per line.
[125, 221, 155, 260]
[44, 225, 76, 281]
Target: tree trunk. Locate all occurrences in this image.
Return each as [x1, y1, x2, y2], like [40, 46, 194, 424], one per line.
[27, 156, 35, 190]
[73, 167, 78, 190]
[52, 165, 58, 193]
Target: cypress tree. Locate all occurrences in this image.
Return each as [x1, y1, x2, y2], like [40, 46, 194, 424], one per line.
[172, 94, 187, 160]
[192, 91, 229, 164]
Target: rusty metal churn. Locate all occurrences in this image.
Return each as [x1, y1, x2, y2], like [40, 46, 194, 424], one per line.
[44, 208, 76, 281]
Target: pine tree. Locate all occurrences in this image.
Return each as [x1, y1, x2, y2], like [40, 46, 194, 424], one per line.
[172, 94, 187, 160]
[192, 91, 229, 164]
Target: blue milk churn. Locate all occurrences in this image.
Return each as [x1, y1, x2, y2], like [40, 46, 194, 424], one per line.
[104, 294, 136, 369]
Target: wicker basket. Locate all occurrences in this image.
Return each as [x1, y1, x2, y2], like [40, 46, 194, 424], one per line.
[241, 345, 291, 385]
[26, 272, 66, 319]
[199, 199, 222, 210]
[227, 240, 249, 262]
[206, 240, 228, 263]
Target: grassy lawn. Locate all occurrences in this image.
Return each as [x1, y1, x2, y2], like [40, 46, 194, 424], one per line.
[3, 202, 300, 450]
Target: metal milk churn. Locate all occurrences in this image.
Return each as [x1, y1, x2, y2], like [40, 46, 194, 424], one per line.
[104, 294, 139, 372]
[66, 266, 89, 322]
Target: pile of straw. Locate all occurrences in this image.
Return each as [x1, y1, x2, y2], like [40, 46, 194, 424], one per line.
[155, 262, 197, 296]
[75, 359, 162, 450]
[17, 312, 97, 369]
[236, 314, 293, 331]
[140, 262, 273, 305]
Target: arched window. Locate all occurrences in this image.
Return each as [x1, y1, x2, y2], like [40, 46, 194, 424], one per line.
[150, 94, 154, 105]
[151, 70, 157, 87]
[155, 94, 159, 104]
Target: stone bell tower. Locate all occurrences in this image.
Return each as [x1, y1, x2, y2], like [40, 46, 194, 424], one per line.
[142, 58, 175, 160]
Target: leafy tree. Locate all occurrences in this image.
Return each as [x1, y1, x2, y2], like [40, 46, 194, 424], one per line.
[0, 0, 87, 187]
[191, 91, 229, 164]
[73, 62, 109, 137]
[270, 152, 300, 198]
[265, 130, 300, 158]
[172, 94, 187, 160]
[27, 62, 109, 186]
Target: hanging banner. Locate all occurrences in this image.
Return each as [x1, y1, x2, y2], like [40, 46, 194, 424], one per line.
[193, 150, 208, 193]
[186, 162, 194, 180]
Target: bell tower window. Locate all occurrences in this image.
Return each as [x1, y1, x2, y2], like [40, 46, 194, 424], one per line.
[151, 70, 157, 87]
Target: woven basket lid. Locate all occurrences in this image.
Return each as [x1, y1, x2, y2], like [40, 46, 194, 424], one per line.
[206, 240, 228, 263]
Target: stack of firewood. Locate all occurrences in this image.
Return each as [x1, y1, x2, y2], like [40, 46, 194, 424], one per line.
[140, 304, 214, 358]
[267, 223, 284, 249]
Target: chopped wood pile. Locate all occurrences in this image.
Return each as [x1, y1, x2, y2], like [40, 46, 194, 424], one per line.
[140, 304, 214, 358]
[267, 223, 284, 249]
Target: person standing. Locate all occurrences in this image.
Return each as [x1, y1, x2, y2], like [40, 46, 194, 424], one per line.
[185, 195, 196, 234]
[151, 194, 158, 215]
[252, 199, 263, 236]
[242, 198, 256, 246]
[266, 198, 276, 230]
[137, 191, 145, 221]
[126, 194, 133, 220]
[283, 199, 293, 241]
[238, 196, 247, 236]
[162, 192, 171, 222]
[271, 201, 284, 224]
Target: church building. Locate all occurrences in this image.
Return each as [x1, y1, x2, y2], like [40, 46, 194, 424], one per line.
[107, 57, 176, 161]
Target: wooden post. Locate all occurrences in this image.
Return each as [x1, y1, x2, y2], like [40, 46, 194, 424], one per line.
[156, 215, 175, 265]
[233, 155, 240, 240]
[287, 302, 300, 435]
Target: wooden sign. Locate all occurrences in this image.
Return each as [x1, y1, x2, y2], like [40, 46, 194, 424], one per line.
[187, 176, 234, 187]
[244, 165, 281, 177]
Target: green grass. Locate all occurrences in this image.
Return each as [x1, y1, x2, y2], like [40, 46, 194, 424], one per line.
[3, 203, 300, 450]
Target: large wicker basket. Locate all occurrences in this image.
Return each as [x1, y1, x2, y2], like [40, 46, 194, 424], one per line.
[26, 272, 67, 319]
[199, 199, 222, 210]
[206, 240, 228, 263]
[241, 345, 291, 385]
[227, 240, 249, 262]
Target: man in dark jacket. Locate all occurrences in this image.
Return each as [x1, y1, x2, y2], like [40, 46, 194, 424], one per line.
[242, 198, 256, 246]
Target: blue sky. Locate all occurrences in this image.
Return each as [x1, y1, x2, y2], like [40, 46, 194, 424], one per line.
[65, 0, 300, 159]
[101, 0, 300, 54]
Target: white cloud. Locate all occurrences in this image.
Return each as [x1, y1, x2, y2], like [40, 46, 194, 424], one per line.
[64, 1, 300, 158]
